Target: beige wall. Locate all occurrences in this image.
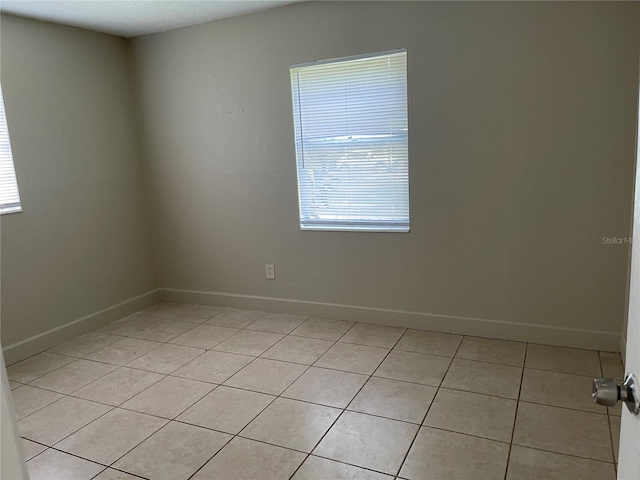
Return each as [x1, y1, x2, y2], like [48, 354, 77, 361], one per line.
[0, 2, 637, 353]
[133, 1, 638, 346]
[0, 15, 158, 349]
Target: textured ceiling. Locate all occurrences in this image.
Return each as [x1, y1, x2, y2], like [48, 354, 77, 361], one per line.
[0, 0, 302, 38]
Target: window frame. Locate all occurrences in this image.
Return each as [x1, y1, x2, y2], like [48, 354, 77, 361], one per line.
[0, 84, 22, 216]
[290, 49, 410, 233]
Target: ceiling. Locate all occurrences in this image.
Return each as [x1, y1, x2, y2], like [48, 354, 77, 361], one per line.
[0, 0, 303, 38]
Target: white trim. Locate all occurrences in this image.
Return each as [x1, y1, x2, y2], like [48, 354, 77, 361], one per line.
[1, 354, 28, 479]
[161, 288, 620, 352]
[291, 48, 406, 69]
[620, 333, 627, 367]
[2, 289, 161, 365]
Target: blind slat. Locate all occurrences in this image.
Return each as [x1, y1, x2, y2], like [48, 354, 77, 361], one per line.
[0, 85, 21, 214]
[290, 50, 409, 232]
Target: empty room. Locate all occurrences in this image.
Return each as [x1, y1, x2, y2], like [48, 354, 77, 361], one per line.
[1, 1, 639, 479]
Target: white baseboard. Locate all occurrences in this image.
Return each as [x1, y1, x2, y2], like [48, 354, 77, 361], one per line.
[620, 334, 627, 366]
[3, 289, 162, 365]
[161, 288, 622, 352]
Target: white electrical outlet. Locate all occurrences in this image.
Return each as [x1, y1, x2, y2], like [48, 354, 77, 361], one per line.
[266, 264, 275, 279]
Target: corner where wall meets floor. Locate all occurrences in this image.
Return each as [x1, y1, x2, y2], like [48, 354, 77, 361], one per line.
[2, 287, 622, 366]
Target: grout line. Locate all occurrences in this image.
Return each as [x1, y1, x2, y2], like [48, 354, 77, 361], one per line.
[46, 441, 152, 480]
[506, 443, 616, 465]
[608, 412, 618, 473]
[503, 342, 527, 480]
[414, 424, 511, 445]
[301, 453, 396, 478]
[392, 332, 464, 478]
[185, 323, 318, 479]
[515, 399, 607, 416]
[287, 323, 406, 479]
[21, 402, 118, 457]
[598, 350, 618, 473]
[90, 465, 149, 480]
[519, 365, 608, 379]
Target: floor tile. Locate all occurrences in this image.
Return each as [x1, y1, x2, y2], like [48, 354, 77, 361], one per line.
[213, 330, 284, 356]
[600, 352, 624, 380]
[49, 332, 122, 358]
[241, 397, 340, 452]
[424, 388, 516, 442]
[525, 344, 601, 376]
[73, 367, 165, 406]
[140, 301, 192, 318]
[348, 377, 437, 424]
[15, 304, 629, 480]
[18, 396, 111, 445]
[56, 408, 167, 465]
[399, 427, 509, 480]
[506, 445, 616, 480]
[11, 385, 64, 420]
[85, 337, 162, 365]
[246, 312, 308, 334]
[292, 456, 393, 480]
[339, 323, 406, 348]
[314, 343, 389, 375]
[282, 367, 368, 408]
[224, 358, 307, 395]
[291, 316, 355, 341]
[172, 350, 253, 384]
[441, 358, 522, 399]
[520, 368, 600, 413]
[609, 402, 622, 417]
[610, 415, 620, 463]
[92, 469, 141, 480]
[125, 343, 205, 374]
[142, 302, 225, 321]
[121, 376, 214, 419]
[7, 352, 76, 383]
[141, 303, 226, 323]
[169, 324, 239, 349]
[261, 335, 333, 365]
[513, 402, 612, 462]
[114, 421, 232, 480]
[26, 448, 104, 480]
[455, 337, 526, 367]
[314, 411, 418, 475]
[205, 308, 266, 328]
[21, 438, 47, 461]
[95, 314, 156, 336]
[29, 359, 117, 394]
[394, 329, 463, 357]
[130, 319, 196, 342]
[177, 385, 274, 434]
[192, 437, 306, 480]
[374, 350, 450, 386]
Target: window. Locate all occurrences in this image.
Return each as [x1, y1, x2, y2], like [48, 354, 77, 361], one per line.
[290, 49, 409, 232]
[0, 85, 21, 215]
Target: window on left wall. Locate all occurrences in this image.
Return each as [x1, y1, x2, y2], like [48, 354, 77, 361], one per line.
[0, 84, 21, 215]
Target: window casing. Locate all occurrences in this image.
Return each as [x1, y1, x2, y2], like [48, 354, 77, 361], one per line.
[290, 49, 409, 232]
[0, 85, 21, 215]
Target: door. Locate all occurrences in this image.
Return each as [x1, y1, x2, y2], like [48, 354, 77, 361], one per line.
[618, 94, 640, 479]
[0, 353, 28, 479]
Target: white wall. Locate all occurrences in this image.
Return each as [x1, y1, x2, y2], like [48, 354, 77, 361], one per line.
[132, 1, 639, 350]
[0, 15, 159, 360]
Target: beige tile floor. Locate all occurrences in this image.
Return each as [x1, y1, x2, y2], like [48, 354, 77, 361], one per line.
[7, 302, 623, 480]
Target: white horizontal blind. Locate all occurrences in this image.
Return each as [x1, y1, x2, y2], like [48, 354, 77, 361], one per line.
[0, 85, 21, 215]
[291, 50, 409, 232]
